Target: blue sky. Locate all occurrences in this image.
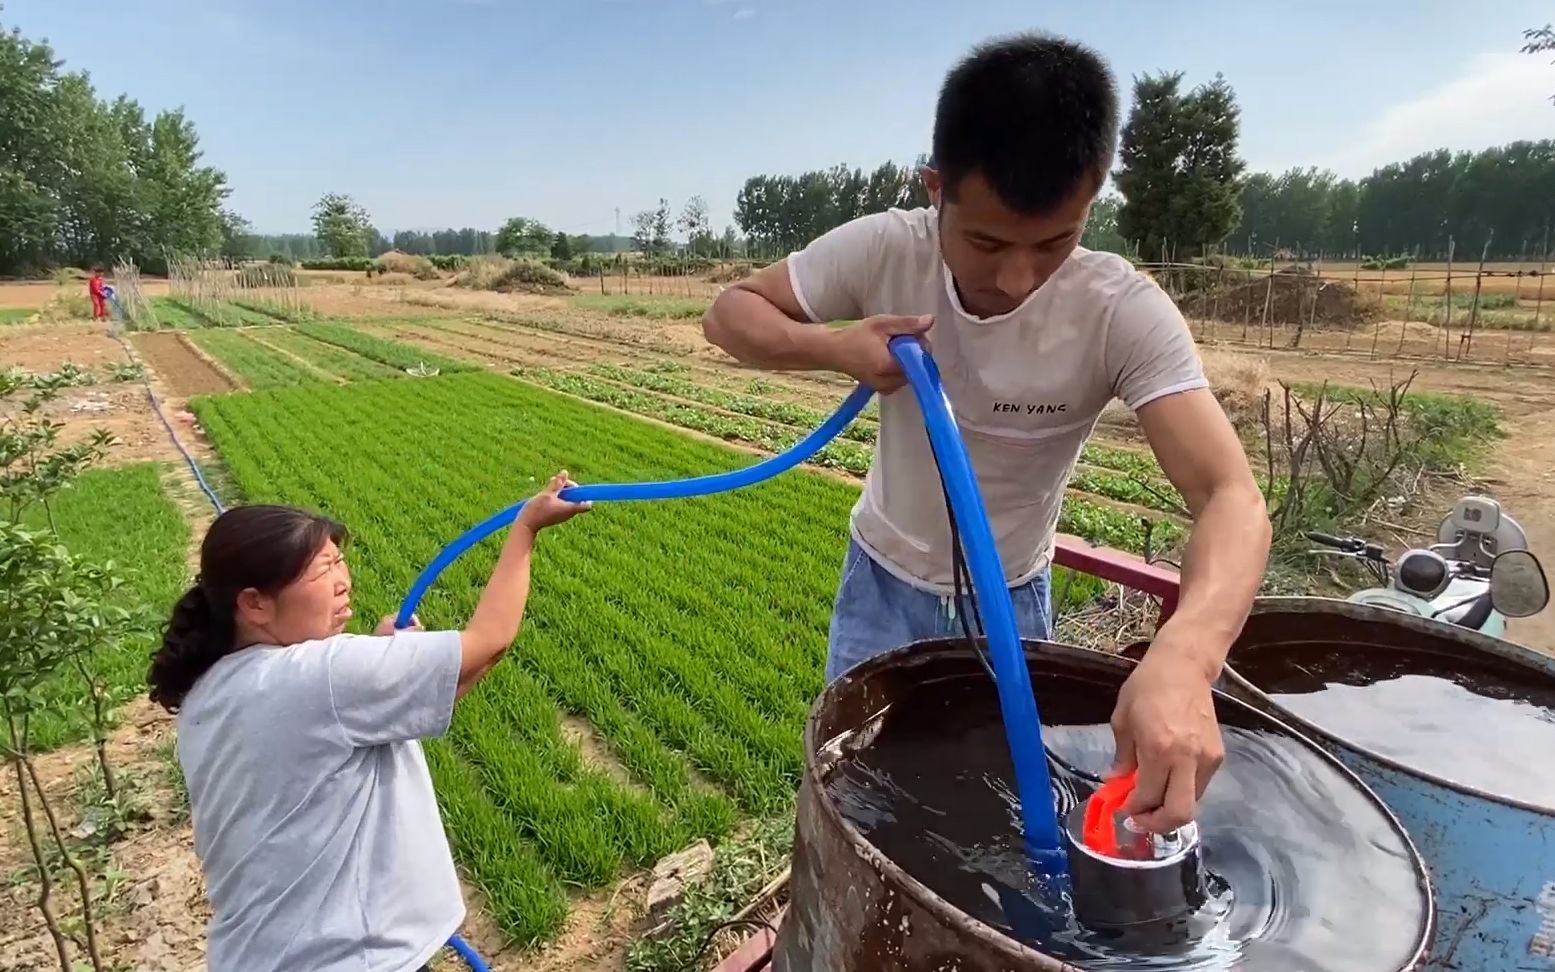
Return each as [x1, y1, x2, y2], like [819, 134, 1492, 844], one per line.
[8, 0, 1552, 235]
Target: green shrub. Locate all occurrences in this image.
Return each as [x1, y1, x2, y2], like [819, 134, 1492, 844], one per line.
[236, 263, 297, 288]
[300, 257, 374, 272]
[1359, 254, 1412, 270]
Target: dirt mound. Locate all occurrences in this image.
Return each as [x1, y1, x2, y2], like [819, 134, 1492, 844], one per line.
[1183, 269, 1378, 328]
[372, 251, 441, 281]
[456, 257, 573, 296]
[706, 262, 754, 284]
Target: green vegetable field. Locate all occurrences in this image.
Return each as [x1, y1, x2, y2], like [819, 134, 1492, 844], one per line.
[186, 329, 321, 389]
[24, 463, 191, 748]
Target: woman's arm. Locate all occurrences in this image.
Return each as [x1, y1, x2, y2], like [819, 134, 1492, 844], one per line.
[454, 471, 588, 696]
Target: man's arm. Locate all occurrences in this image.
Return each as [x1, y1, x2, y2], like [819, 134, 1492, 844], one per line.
[1111, 387, 1270, 831]
[1139, 388, 1270, 678]
[704, 259, 933, 393]
[703, 261, 843, 371]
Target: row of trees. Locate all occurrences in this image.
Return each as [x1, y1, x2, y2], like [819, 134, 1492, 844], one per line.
[1, 19, 231, 275]
[1236, 143, 1555, 260]
[625, 196, 744, 257]
[729, 120, 1550, 266]
[732, 161, 930, 254]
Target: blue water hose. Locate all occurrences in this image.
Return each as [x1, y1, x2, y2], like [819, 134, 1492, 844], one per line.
[394, 383, 875, 628]
[887, 338, 1066, 872]
[397, 341, 1067, 878]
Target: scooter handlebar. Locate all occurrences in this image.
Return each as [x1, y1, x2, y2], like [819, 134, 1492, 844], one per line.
[1305, 531, 1351, 549]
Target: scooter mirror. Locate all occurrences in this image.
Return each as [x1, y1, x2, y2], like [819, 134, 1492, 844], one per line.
[1490, 550, 1550, 619]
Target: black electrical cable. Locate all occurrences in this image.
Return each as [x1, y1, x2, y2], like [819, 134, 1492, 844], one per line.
[932, 448, 1103, 788]
[691, 917, 781, 966]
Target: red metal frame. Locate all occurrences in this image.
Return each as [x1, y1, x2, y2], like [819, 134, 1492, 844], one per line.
[1052, 534, 1182, 622]
[711, 540, 1183, 971]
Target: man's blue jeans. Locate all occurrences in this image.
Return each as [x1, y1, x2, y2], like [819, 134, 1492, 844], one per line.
[825, 539, 1053, 683]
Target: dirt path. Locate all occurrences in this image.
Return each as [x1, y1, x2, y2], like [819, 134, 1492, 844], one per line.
[130, 332, 235, 397]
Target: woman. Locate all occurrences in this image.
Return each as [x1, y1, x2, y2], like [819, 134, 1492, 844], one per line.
[148, 472, 588, 972]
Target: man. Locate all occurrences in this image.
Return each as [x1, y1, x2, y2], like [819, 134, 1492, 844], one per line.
[703, 33, 1270, 831]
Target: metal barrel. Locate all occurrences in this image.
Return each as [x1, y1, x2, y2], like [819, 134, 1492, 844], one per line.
[772, 637, 1433, 971]
[1222, 597, 1555, 971]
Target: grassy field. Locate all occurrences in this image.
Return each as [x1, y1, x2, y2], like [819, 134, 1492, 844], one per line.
[186, 329, 322, 389]
[258, 328, 405, 381]
[24, 463, 191, 749]
[572, 294, 711, 321]
[294, 321, 476, 374]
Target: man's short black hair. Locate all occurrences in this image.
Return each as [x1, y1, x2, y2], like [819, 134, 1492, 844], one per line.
[933, 33, 1119, 215]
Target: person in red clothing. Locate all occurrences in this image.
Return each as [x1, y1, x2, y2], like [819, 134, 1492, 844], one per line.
[88, 267, 108, 320]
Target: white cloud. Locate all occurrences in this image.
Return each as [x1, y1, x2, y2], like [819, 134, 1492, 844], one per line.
[1323, 52, 1554, 176]
[733, 6, 756, 20]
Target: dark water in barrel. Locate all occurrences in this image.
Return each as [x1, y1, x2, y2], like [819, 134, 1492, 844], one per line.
[824, 672, 1426, 971]
[1232, 641, 1555, 808]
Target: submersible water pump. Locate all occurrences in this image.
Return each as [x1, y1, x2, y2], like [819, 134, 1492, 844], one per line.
[1065, 770, 1208, 929]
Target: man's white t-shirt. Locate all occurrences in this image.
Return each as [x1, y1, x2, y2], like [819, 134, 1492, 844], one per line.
[787, 207, 1207, 593]
[177, 629, 465, 972]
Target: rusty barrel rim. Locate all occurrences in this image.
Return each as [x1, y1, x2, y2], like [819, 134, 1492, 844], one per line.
[1225, 596, 1555, 815]
[804, 637, 1435, 969]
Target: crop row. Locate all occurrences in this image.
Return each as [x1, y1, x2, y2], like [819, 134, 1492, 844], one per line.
[261, 328, 405, 381]
[187, 329, 322, 389]
[518, 367, 1182, 551]
[517, 367, 876, 475]
[159, 297, 279, 328]
[25, 463, 191, 750]
[295, 321, 476, 375]
[190, 372, 864, 940]
[584, 363, 878, 444]
[586, 362, 1187, 511]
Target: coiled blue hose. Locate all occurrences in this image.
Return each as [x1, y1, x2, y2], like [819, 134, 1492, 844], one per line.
[397, 339, 1065, 880]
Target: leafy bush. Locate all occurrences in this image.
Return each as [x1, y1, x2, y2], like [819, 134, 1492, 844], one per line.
[556, 252, 620, 278]
[236, 262, 297, 288]
[1359, 254, 1412, 270]
[427, 254, 470, 271]
[300, 257, 374, 272]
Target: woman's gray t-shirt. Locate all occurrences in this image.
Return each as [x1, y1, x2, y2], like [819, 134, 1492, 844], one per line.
[177, 630, 464, 972]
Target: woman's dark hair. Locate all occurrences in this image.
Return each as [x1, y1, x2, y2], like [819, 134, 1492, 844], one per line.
[148, 505, 346, 712]
[933, 33, 1119, 215]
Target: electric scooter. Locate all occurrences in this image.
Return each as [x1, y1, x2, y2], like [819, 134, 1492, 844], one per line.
[1305, 495, 1550, 637]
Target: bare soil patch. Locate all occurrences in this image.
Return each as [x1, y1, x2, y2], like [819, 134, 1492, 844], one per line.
[1183, 269, 1378, 328]
[0, 323, 178, 464]
[0, 280, 61, 309]
[130, 332, 233, 397]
